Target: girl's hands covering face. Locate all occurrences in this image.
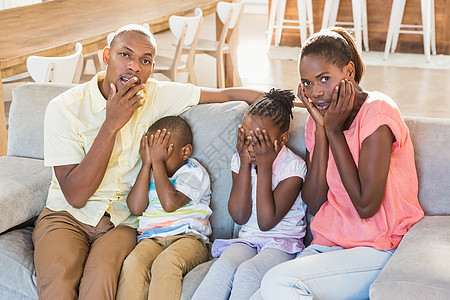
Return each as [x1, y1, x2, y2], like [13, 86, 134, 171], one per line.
[250, 128, 278, 169]
[324, 79, 355, 133]
[237, 125, 252, 165]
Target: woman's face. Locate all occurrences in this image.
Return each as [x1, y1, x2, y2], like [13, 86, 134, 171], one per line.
[299, 55, 350, 115]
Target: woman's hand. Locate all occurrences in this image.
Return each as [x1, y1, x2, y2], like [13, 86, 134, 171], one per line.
[297, 82, 324, 127]
[139, 133, 151, 166]
[251, 128, 278, 170]
[148, 129, 173, 163]
[237, 125, 252, 166]
[324, 79, 355, 134]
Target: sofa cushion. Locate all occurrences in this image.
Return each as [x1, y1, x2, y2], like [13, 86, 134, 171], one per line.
[8, 83, 76, 159]
[181, 101, 248, 241]
[181, 259, 216, 300]
[0, 156, 51, 234]
[0, 227, 37, 299]
[404, 116, 450, 215]
[286, 107, 308, 160]
[370, 216, 450, 299]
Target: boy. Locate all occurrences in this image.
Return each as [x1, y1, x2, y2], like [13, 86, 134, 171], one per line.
[117, 116, 212, 300]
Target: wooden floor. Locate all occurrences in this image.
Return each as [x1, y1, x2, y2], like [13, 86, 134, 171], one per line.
[3, 13, 450, 120]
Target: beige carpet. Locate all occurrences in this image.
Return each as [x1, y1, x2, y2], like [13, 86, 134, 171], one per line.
[267, 46, 450, 70]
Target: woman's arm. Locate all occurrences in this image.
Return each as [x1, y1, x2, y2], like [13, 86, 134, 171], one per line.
[297, 83, 329, 215]
[327, 125, 393, 218]
[301, 135, 330, 215]
[325, 80, 394, 218]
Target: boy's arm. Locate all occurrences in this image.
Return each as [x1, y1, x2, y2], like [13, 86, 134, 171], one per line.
[152, 162, 191, 212]
[199, 87, 264, 105]
[127, 162, 151, 216]
[127, 133, 152, 216]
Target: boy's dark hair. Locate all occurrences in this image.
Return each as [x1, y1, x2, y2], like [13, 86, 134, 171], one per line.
[148, 116, 193, 147]
[245, 88, 295, 132]
[300, 27, 365, 84]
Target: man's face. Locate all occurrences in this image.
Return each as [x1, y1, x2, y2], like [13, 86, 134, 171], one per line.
[104, 31, 155, 92]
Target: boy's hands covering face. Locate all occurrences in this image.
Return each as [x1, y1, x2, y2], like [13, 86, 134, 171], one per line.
[140, 133, 151, 166]
[148, 129, 173, 163]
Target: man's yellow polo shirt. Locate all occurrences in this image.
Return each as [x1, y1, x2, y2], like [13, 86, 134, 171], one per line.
[43, 72, 200, 228]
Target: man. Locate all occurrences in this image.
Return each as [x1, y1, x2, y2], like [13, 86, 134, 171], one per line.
[32, 24, 263, 299]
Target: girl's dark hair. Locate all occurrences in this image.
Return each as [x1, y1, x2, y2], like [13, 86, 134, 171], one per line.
[300, 27, 365, 83]
[245, 88, 295, 132]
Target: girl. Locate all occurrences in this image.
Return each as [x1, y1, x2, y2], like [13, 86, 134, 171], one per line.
[192, 89, 308, 300]
[258, 28, 424, 299]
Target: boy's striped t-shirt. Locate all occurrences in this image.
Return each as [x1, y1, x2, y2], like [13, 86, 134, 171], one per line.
[137, 158, 212, 242]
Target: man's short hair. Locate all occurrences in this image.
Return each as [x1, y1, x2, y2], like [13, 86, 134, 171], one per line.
[108, 23, 157, 55]
[148, 116, 193, 147]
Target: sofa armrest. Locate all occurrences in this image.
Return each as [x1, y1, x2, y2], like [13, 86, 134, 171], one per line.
[370, 216, 450, 299]
[0, 156, 51, 234]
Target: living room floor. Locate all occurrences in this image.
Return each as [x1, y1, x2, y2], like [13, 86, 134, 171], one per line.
[3, 12, 450, 121]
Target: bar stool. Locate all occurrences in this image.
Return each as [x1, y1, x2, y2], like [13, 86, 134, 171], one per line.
[266, 0, 314, 48]
[384, 0, 436, 62]
[321, 0, 369, 51]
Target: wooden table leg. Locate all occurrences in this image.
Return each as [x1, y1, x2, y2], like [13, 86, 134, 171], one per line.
[0, 76, 7, 156]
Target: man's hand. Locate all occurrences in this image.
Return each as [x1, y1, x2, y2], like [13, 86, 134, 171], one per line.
[148, 129, 173, 163]
[104, 77, 145, 133]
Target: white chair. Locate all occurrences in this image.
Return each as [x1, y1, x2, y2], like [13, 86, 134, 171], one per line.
[153, 8, 203, 84]
[384, 0, 436, 62]
[321, 0, 369, 51]
[26, 42, 83, 83]
[266, 0, 314, 48]
[185, 2, 244, 88]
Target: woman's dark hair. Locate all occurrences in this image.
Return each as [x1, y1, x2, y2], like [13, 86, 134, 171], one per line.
[245, 88, 295, 132]
[300, 27, 365, 83]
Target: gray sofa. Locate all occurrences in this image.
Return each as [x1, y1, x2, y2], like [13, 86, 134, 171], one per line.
[0, 83, 449, 300]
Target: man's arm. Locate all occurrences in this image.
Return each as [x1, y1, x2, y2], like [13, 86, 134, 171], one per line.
[199, 87, 264, 105]
[54, 78, 145, 208]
